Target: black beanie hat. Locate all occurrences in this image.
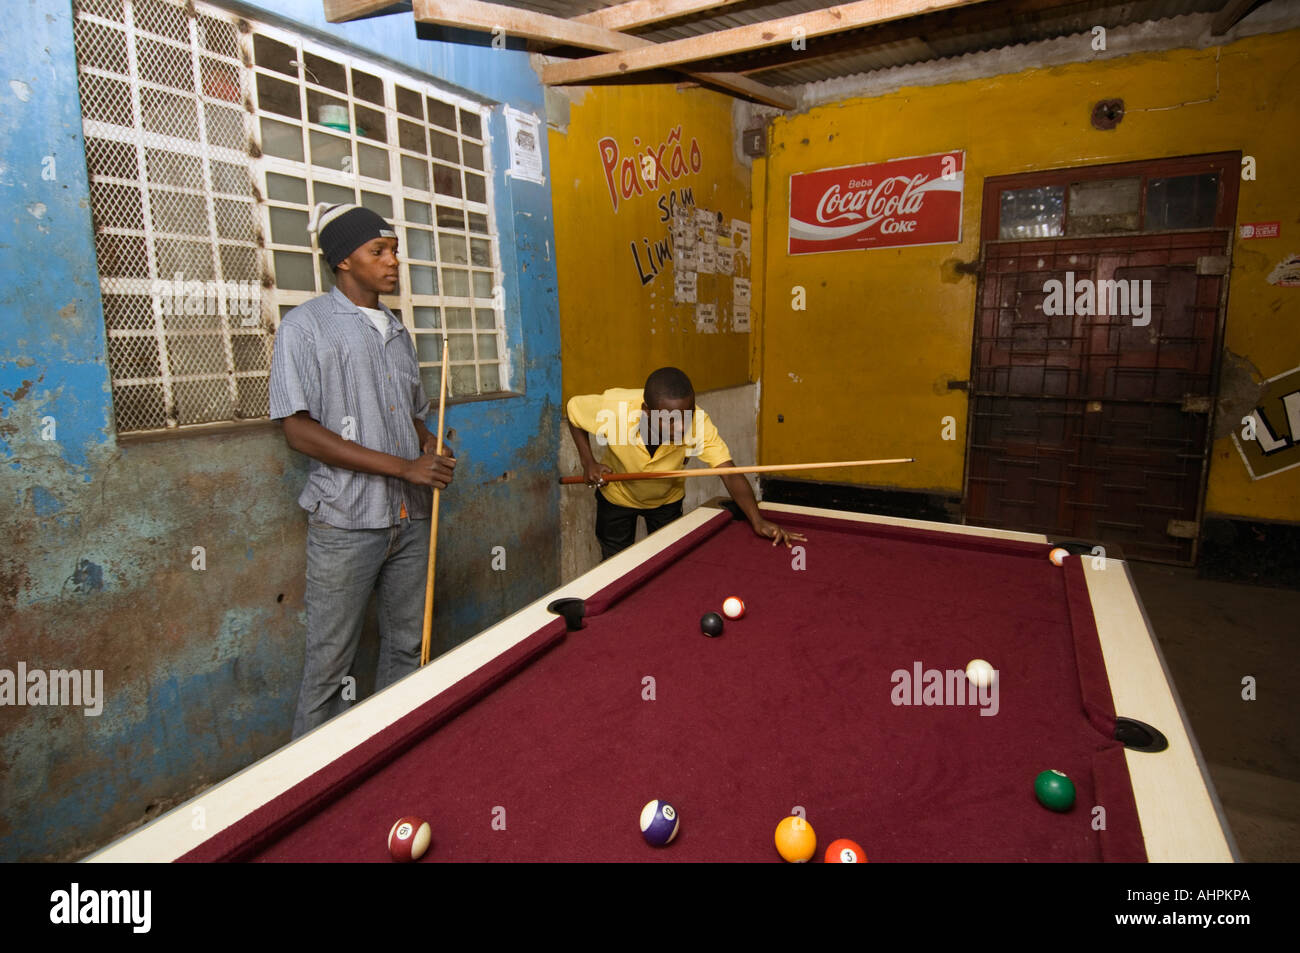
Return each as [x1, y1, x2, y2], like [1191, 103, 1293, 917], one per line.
[312, 203, 397, 267]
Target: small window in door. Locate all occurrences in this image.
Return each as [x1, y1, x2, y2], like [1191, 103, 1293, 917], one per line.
[998, 185, 1064, 239]
[1145, 173, 1219, 230]
[1067, 177, 1141, 235]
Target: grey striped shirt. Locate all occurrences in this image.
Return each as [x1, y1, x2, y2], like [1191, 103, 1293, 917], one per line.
[269, 287, 432, 529]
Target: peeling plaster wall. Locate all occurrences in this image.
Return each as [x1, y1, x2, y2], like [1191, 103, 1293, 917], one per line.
[0, 0, 561, 860]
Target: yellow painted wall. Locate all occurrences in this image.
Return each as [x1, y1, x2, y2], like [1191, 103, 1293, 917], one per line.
[756, 31, 1300, 522]
[550, 85, 752, 400]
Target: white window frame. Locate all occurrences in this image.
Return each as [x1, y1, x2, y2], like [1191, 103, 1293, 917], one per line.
[245, 18, 509, 400]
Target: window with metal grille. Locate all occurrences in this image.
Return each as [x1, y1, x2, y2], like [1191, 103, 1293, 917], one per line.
[73, 0, 507, 435]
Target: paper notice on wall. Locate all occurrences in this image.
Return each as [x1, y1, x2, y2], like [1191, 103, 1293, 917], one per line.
[674, 270, 697, 304]
[504, 106, 544, 184]
[671, 220, 695, 249]
[699, 221, 717, 246]
[676, 242, 699, 272]
[733, 276, 751, 306]
[695, 302, 717, 333]
[698, 243, 717, 274]
[732, 220, 751, 259]
[733, 303, 750, 332]
[717, 247, 735, 275]
[695, 207, 715, 226]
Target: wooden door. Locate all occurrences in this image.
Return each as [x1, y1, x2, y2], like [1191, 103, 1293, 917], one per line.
[966, 154, 1239, 564]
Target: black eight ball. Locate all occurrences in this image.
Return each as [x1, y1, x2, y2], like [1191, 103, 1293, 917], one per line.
[700, 612, 725, 637]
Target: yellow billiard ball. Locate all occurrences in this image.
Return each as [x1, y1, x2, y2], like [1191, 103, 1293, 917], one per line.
[774, 815, 816, 863]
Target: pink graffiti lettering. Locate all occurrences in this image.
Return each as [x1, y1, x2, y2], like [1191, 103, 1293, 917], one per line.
[597, 125, 703, 212]
[598, 137, 621, 212]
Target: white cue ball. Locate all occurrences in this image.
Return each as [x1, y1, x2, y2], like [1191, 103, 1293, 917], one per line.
[965, 658, 996, 689]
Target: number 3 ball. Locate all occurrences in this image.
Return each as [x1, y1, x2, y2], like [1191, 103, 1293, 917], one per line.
[387, 816, 431, 862]
[640, 799, 680, 846]
[824, 838, 866, 863]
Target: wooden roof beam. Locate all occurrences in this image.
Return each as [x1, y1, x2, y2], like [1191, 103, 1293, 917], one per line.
[1211, 0, 1262, 36]
[412, 0, 796, 108]
[721, 0, 1082, 77]
[574, 0, 751, 33]
[541, 0, 991, 85]
[324, 0, 412, 23]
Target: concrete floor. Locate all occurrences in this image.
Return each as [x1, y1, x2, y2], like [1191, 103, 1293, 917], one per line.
[1128, 562, 1300, 862]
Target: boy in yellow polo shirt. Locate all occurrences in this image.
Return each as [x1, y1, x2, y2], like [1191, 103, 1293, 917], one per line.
[566, 367, 805, 559]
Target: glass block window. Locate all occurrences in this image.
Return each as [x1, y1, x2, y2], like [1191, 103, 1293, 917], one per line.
[250, 21, 504, 404]
[73, 0, 506, 435]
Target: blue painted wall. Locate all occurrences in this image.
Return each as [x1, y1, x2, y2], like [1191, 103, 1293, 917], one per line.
[0, 0, 560, 860]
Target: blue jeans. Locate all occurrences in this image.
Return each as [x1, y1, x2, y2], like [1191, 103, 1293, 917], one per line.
[291, 515, 430, 738]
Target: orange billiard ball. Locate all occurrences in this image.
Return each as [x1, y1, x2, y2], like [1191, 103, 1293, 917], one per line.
[774, 815, 816, 863]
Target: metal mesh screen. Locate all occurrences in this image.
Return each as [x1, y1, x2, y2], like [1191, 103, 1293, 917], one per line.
[74, 0, 506, 435]
[75, 0, 270, 433]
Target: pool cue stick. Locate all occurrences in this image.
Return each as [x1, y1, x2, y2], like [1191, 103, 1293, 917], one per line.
[557, 457, 914, 485]
[420, 340, 450, 666]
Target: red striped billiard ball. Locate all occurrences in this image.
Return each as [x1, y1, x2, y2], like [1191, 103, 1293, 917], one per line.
[388, 816, 432, 862]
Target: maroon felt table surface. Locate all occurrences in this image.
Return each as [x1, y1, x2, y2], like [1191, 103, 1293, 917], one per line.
[183, 510, 1146, 863]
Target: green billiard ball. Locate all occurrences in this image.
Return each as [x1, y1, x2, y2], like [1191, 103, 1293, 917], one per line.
[1035, 769, 1076, 812]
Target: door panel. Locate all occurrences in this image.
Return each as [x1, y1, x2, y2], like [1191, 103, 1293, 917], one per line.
[967, 235, 1227, 564]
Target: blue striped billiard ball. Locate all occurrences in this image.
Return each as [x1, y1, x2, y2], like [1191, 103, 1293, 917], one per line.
[640, 800, 680, 846]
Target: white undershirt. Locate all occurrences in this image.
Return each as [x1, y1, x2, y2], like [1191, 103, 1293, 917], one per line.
[358, 306, 389, 337]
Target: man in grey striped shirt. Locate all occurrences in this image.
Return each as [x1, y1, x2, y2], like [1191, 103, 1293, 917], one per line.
[269, 204, 455, 738]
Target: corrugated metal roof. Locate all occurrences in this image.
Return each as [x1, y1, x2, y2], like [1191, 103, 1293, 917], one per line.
[424, 0, 1273, 88]
[685, 0, 1231, 85]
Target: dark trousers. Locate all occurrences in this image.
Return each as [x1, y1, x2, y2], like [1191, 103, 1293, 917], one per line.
[595, 489, 684, 560]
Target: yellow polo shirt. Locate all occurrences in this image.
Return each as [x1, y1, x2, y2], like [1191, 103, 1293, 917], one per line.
[566, 388, 732, 509]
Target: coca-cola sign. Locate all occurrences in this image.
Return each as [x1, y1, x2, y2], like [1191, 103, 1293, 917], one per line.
[788, 151, 964, 254]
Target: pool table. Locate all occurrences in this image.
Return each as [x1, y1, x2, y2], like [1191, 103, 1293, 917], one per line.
[88, 503, 1236, 863]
